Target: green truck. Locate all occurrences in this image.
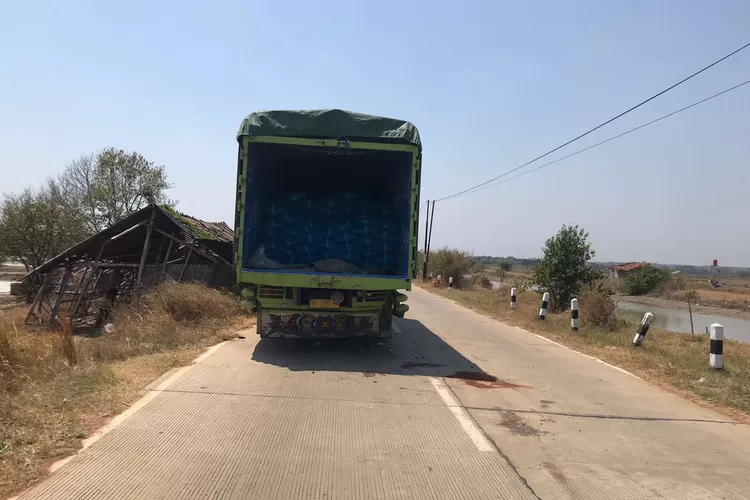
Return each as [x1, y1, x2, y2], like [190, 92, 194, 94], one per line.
[234, 109, 422, 338]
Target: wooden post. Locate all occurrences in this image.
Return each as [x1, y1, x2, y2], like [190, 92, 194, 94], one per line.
[69, 242, 109, 323]
[178, 249, 193, 281]
[49, 268, 72, 325]
[208, 262, 219, 285]
[25, 271, 52, 323]
[161, 237, 174, 276]
[686, 290, 697, 335]
[136, 208, 157, 287]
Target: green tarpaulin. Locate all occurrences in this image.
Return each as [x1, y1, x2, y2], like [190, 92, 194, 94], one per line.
[237, 109, 421, 150]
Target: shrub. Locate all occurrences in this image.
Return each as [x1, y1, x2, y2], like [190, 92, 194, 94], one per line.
[429, 248, 472, 288]
[499, 261, 512, 272]
[470, 274, 493, 290]
[579, 284, 619, 331]
[1, 282, 242, 390]
[623, 266, 670, 295]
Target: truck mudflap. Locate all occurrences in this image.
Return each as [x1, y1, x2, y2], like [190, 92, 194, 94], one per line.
[259, 308, 392, 339]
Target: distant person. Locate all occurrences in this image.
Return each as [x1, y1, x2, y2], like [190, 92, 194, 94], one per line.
[448, 276, 454, 288]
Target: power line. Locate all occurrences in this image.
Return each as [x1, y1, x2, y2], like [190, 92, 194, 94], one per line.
[434, 41, 750, 202]
[439, 78, 750, 200]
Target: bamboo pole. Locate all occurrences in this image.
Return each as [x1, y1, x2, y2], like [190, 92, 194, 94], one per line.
[136, 208, 157, 287]
[25, 271, 52, 323]
[49, 268, 72, 325]
[178, 249, 193, 281]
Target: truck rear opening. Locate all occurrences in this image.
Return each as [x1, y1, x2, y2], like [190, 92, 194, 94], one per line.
[242, 142, 413, 278]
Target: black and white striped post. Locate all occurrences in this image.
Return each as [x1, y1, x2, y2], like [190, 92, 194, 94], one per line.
[710, 323, 724, 369]
[632, 312, 654, 347]
[571, 298, 579, 331]
[511, 287, 517, 310]
[539, 292, 549, 320]
[448, 276, 454, 288]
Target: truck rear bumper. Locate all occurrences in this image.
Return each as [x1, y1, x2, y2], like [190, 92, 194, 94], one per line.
[259, 308, 391, 339]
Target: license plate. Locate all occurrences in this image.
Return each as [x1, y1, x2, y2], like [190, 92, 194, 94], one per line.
[310, 299, 339, 309]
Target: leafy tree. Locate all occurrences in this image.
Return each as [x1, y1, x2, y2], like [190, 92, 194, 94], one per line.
[532, 225, 602, 311]
[429, 248, 472, 288]
[622, 266, 670, 295]
[499, 261, 512, 272]
[49, 148, 172, 233]
[0, 188, 87, 270]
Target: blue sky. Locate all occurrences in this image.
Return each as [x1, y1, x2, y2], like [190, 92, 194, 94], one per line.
[1, 0, 748, 266]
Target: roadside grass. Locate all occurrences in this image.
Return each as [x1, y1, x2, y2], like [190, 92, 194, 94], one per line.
[419, 283, 750, 422]
[0, 282, 251, 498]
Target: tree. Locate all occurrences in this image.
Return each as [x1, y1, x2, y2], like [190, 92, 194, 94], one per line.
[49, 148, 172, 233]
[0, 188, 87, 270]
[429, 248, 472, 288]
[531, 225, 602, 311]
[499, 261, 512, 272]
[622, 266, 670, 295]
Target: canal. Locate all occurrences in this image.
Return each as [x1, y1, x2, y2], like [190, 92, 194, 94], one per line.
[617, 301, 750, 343]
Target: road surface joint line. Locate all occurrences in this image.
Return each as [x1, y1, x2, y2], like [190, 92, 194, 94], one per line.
[428, 377, 494, 452]
[464, 406, 740, 425]
[48, 341, 229, 473]
[155, 387, 450, 407]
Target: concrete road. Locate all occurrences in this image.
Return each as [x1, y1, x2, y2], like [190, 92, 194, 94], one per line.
[18, 288, 750, 499]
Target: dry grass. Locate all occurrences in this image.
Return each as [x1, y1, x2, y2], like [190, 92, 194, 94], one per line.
[0, 282, 250, 498]
[420, 284, 750, 422]
[662, 276, 750, 312]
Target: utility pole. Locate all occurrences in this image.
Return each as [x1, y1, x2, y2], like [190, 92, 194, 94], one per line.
[425, 201, 436, 277]
[422, 200, 430, 278]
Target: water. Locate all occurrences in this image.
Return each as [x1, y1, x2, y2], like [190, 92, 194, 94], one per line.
[617, 301, 750, 343]
[490, 280, 540, 292]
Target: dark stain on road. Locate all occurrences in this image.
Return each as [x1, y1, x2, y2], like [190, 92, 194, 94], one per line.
[362, 372, 376, 378]
[448, 371, 531, 390]
[540, 399, 554, 409]
[543, 461, 569, 485]
[499, 411, 543, 437]
[400, 361, 445, 369]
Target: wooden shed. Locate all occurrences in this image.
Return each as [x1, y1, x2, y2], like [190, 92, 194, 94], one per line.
[21, 204, 234, 327]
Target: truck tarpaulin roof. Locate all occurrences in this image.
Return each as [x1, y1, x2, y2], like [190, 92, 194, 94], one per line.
[237, 109, 421, 150]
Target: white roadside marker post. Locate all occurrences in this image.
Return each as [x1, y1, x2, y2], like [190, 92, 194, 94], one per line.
[571, 298, 579, 332]
[539, 292, 549, 320]
[710, 323, 724, 370]
[632, 312, 654, 347]
[511, 288, 517, 310]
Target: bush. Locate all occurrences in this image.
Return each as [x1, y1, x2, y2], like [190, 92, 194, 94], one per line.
[86, 282, 240, 361]
[622, 266, 670, 295]
[0, 282, 243, 390]
[470, 274, 493, 290]
[499, 261, 512, 272]
[429, 248, 472, 288]
[579, 284, 619, 331]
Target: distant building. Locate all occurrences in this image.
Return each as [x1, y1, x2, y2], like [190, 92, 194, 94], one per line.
[609, 262, 650, 280]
